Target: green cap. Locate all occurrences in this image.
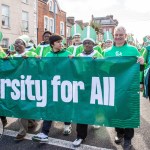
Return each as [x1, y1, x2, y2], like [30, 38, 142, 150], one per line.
[81, 26, 97, 43]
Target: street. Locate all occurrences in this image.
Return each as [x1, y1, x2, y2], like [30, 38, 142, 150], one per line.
[0, 93, 149, 150]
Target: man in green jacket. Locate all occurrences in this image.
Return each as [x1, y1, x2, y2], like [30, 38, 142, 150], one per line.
[104, 26, 144, 150]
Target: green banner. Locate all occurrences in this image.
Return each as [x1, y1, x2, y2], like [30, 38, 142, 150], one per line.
[0, 57, 140, 128]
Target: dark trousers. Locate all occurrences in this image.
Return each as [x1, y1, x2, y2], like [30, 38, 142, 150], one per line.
[42, 121, 71, 135]
[115, 128, 134, 140]
[76, 124, 88, 139]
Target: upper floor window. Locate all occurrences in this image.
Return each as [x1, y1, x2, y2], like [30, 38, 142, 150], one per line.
[2, 4, 10, 27]
[49, 0, 54, 12]
[44, 16, 49, 31]
[22, 11, 29, 31]
[49, 18, 54, 33]
[60, 22, 64, 36]
[22, 0, 28, 4]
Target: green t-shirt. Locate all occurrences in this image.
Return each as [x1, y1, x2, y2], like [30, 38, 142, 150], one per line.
[104, 43, 140, 57]
[46, 49, 71, 57]
[36, 43, 51, 57]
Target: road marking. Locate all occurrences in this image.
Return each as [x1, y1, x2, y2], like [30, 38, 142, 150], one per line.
[4, 129, 112, 150]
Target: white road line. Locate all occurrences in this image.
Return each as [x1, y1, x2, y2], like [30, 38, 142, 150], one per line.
[4, 129, 112, 150]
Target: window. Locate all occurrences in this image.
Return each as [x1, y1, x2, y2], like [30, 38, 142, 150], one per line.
[67, 27, 71, 37]
[2, 4, 10, 27]
[44, 16, 49, 31]
[1, 38, 9, 48]
[60, 22, 64, 36]
[49, 18, 54, 33]
[22, 11, 29, 31]
[49, 0, 54, 12]
[22, 0, 28, 4]
[101, 19, 110, 24]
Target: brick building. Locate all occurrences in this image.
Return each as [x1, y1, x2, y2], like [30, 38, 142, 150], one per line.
[38, 0, 66, 44]
[0, 0, 37, 49]
[92, 15, 118, 41]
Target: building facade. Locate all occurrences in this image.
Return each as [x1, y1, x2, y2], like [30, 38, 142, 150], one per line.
[38, 0, 66, 44]
[0, 0, 38, 49]
[92, 15, 118, 41]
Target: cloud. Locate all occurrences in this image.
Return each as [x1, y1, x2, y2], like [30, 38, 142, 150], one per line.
[124, 0, 150, 13]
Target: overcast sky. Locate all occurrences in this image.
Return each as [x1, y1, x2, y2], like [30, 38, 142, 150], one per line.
[58, 0, 150, 43]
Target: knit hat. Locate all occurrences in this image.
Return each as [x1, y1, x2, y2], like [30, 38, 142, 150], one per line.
[0, 31, 3, 42]
[71, 23, 82, 38]
[81, 26, 97, 43]
[17, 35, 30, 47]
[103, 31, 113, 42]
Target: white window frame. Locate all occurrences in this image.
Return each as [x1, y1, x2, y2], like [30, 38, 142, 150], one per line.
[22, 11, 29, 31]
[49, 0, 54, 12]
[44, 16, 49, 31]
[2, 4, 10, 28]
[60, 21, 64, 36]
[49, 18, 54, 33]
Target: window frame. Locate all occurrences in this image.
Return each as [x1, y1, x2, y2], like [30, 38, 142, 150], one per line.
[44, 16, 49, 31]
[1, 4, 10, 28]
[49, 18, 54, 33]
[60, 21, 64, 36]
[22, 10, 29, 32]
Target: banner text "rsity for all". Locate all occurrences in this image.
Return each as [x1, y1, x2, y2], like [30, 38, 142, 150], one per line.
[0, 75, 115, 107]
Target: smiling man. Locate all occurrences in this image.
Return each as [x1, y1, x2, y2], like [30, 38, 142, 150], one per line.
[104, 26, 144, 150]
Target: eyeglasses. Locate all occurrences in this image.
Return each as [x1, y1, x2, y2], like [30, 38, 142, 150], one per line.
[83, 41, 93, 45]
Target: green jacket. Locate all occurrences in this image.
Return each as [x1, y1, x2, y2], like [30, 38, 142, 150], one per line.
[36, 42, 51, 57]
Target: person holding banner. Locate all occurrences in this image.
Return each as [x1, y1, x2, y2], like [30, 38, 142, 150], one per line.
[72, 26, 103, 147]
[104, 26, 144, 150]
[32, 34, 72, 143]
[35, 31, 52, 57]
[0, 48, 8, 127]
[12, 36, 38, 141]
[0, 31, 8, 127]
